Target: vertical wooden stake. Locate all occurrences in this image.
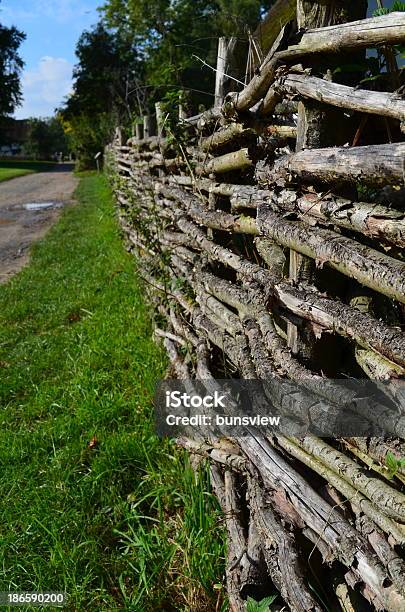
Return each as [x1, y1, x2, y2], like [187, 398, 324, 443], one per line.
[179, 91, 187, 121]
[135, 123, 144, 141]
[155, 102, 164, 138]
[143, 115, 157, 139]
[214, 37, 244, 108]
[215, 37, 228, 108]
[287, 0, 367, 358]
[115, 126, 124, 146]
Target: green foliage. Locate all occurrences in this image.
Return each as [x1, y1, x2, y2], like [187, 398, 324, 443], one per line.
[374, 1, 405, 15]
[385, 452, 405, 479]
[246, 595, 277, 612]
[62, 112, 115, 170]
[23, 116, 70, 160]
[63, 1, 273, 163]
[101, 0, 269, 108]
[374, 0, 405, 59]
[59, 23, 143, 168]
[63, 23, 143, 120]
[159, 89, 190, 148]
[0, 2, 26, 115]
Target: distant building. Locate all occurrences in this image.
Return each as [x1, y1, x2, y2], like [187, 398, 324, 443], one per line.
[0, 117, 30, 156]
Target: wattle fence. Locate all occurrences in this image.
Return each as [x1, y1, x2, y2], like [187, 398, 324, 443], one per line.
[106, 4, 405, 610]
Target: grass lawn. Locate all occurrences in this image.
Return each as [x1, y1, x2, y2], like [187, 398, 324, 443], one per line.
[0, 160, 57, 182]
[0, 174, 225, 611]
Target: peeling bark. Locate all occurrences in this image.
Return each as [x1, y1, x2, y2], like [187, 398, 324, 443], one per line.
[257, 203, 405, 304]
[279, 72, 405, 122]
[279, 12, 405, 58]
[272, 143, 405, 186]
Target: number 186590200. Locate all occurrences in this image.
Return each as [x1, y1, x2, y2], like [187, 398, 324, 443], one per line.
[0, 592, 65, 606]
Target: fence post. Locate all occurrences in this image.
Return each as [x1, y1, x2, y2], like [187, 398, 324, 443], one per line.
[214, 37, 247, 108]
[215, 38, 228, 107]
[143, 114, 157, 139]
[155, 102, 164, 138]
[287, 0, 368, 358]
[179, 91, 187, 121]
[135, 123, 144, 141]
[114, 126, 124, 146]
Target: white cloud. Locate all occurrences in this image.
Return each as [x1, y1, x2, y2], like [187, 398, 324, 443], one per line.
[15, 56, 73, 119]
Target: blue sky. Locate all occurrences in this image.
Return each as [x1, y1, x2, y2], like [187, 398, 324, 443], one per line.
[0, 0, 102, 119]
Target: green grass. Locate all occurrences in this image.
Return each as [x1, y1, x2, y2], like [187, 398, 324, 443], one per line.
[0, 160, 57, 182]
[0, 174, 225, 611]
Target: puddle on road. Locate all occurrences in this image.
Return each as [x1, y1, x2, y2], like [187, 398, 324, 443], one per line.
[23, 202, 62, 211]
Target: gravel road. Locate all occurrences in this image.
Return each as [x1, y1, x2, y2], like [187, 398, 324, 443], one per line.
[0, 164, 78, 283]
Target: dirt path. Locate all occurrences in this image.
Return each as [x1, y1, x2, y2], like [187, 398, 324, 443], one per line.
[0, 164, 78, 283]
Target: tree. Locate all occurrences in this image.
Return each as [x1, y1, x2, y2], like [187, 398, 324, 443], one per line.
[59, 23, 142, 168]
[61, 2, 271, 167]
[100, 0, 269, 109]
[0, 1, 25, 116]
[65, 23, 144, 120]
[24, 116, 70, 160]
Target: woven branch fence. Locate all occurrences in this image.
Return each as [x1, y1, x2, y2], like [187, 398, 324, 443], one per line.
[106, 3, 405, 610]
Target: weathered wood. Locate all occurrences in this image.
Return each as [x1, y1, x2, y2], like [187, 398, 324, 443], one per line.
[294, 435, 405, 522]
[276, 189, 405, 249]
[176, 437, 247, 472]
[257, 204, 405, 304]
[296, 0, 367, 30]
[345, 439, 405, 483]
[253, 0, 296, 58]
[273, 143, 405, 186]
[286, 248, 314, 355]
[156, 185, 405, 367]
[224, 471, 248, 612]
[155, 102, 165, 138]
[356, 515, 405, 594]
[109, 33, 405, 607]
[355, 345, 405, 408]
[248, 478, 323, 612]
[198, 270, 363, 406]
[266, 124, 296, 138]
[114, 126, 124, 145]
[279, 12, 405, 59]
[214, 37, 241, 108]
[135, 123, 144, 140]
[201, 123, 256, 152]
[254, 238, 286, 278]
[240, 436, 404, 611]
[273, 282, 405, 368]
[257, 86, 280, 117]
[183, 106, 222, 129]
[288, 0, 357, 360]
[143, 114, 157, 139]
[199, 148, 253, 175]
[167, 175, 405, 246]
[165, 209, 405, 366]
[274, 435, 405, 545]
[157, 184, 258, 234]
[225, 25, 290, 113]
[279, 72, 405, 122]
